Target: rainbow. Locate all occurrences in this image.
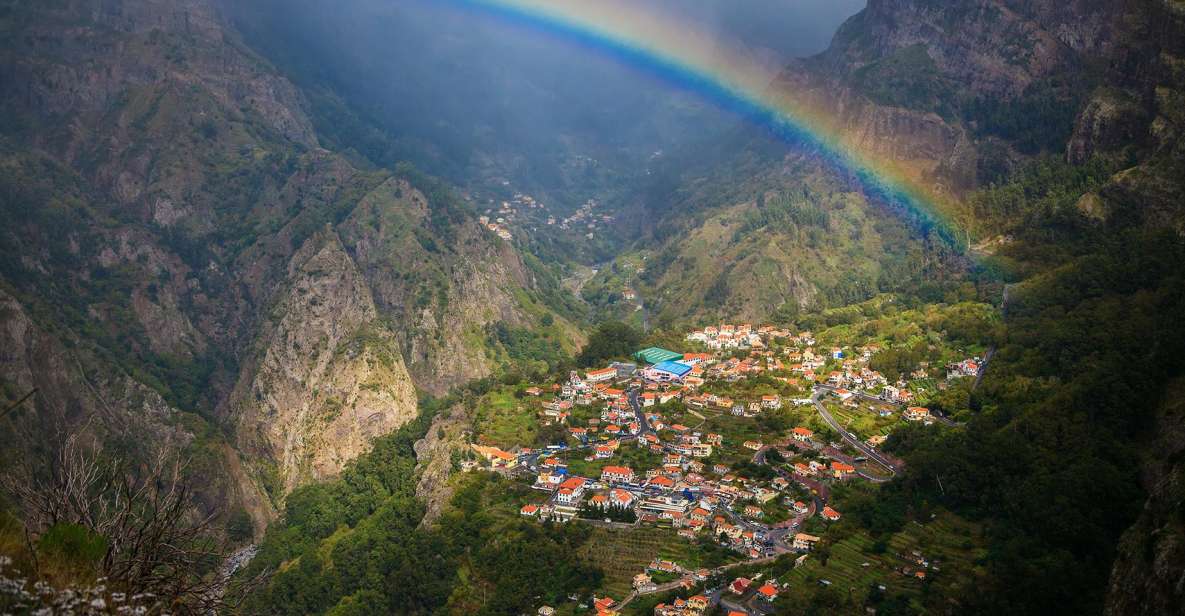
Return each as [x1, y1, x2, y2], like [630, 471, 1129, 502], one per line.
[442, 0, 963, 240]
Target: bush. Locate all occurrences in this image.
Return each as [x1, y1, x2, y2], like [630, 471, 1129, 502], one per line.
[226, 507, 254, 543]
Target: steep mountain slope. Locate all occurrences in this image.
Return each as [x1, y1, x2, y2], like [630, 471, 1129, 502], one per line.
[589, 2, 1185, 612]
[0, 0, 575, 515]
[747, 1, 1185, 613]
[228, 230, 419, 497]
[1106, 376, 1185, 616]
[612, 0, 1183, 319]
[769, 0, 1185, 227]
[588, 151, 964, 327]
[775, 0, 1130, 202]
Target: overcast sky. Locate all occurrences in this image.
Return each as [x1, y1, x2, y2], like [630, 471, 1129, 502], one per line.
[652, 0, 867, 62]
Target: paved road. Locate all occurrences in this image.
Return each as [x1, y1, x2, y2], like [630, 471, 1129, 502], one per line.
[628, 388, 653, 435]
[810, 388, 900, 477]
[616, 555, 781, 610]
[753, 445, 823, 524]
[719, 594, 750, 615]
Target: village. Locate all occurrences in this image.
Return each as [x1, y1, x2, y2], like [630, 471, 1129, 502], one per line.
[463, 315, 987, 616]
[472, 180, 616, 244]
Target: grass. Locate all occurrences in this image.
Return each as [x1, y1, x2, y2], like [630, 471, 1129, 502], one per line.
[701, 415, 763, 463]
[563, 446, 662, 480]
[826, 402, 898, 440]
[474, 387, 539, 448]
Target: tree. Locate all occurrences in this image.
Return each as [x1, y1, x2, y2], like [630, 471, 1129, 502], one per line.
[577, 321, 642, 367]
[1, 433, 240, 613]
[226, 507, 255, 543]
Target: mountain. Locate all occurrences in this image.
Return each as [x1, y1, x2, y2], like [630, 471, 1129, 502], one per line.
[577, 138, 967, 328]
[1, 0, 1183, 614]
[586, 1, 1185, 612]
[0, 0, 579, 524]
[773, 0, 1181, 218]
[606, 0, 1184, 313]
[776, 1, 1185, 613]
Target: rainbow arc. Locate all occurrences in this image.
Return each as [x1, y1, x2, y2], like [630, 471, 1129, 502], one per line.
[447, 0, 963, 238]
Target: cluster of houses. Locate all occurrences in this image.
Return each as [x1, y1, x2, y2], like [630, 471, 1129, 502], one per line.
[685, 323, 799, 351]
[558, 198, 614, 238]
[477, 215, 514, 241]
[520, 417, 853, 557]
[652, 594, 711, 616]
[478, 188, 614, 242]
[684, 323, 977, 414]
[946, 357, 982, 379]
[496, 343, 864, 543]
[528, 357, 784, 454]
[516, 321, 970, 615]
[471, 328, 943, 614]
[728, 576, 782, 604]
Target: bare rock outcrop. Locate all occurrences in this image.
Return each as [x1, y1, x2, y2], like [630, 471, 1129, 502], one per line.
[231, 231, 419, 501]
[413, 405, 472, 527]
[0, 288, 272, 532]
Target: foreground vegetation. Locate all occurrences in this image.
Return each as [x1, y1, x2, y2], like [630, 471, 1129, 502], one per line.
[233, 412, 601, 616]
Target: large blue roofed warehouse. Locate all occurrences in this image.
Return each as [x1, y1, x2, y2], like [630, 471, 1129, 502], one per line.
[641, 360, 693, 382]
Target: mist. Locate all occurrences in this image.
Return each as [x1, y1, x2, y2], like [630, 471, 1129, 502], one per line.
[224, 0, 866, 213]
[654, 0, 868, 65]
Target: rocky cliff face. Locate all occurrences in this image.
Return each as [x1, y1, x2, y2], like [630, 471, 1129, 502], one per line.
[768, 0, 1132, 205]
[412, 405, 472, 528]
[0, 288, 273, 533]
[815, 0, 1123, 95]
[229, 231, 419, 498]
[0, 0, 566, 521]
[334, 177, 540, 394]
[1105, 377, 1185, 616]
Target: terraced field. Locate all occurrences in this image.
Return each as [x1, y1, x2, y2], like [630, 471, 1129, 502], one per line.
[576, 527, 697, 599]
[780, 511, 987, 610]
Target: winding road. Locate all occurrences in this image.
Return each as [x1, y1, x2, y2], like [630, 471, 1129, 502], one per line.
[810, 387, 900, 478]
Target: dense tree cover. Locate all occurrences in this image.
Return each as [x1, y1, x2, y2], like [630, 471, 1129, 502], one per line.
[237, 412, 437, 613]
[236, 413, 601, 615]
[868, 161, 1185, 614]
[486, 322, 568, 374]
[577, 320, 643, 367]
[736, 188, 831, 239]
[869, 343, 931, 383]
[961, 75, 1094, 155]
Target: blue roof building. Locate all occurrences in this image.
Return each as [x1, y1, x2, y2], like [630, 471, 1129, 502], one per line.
[645, 360, 693, 381]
